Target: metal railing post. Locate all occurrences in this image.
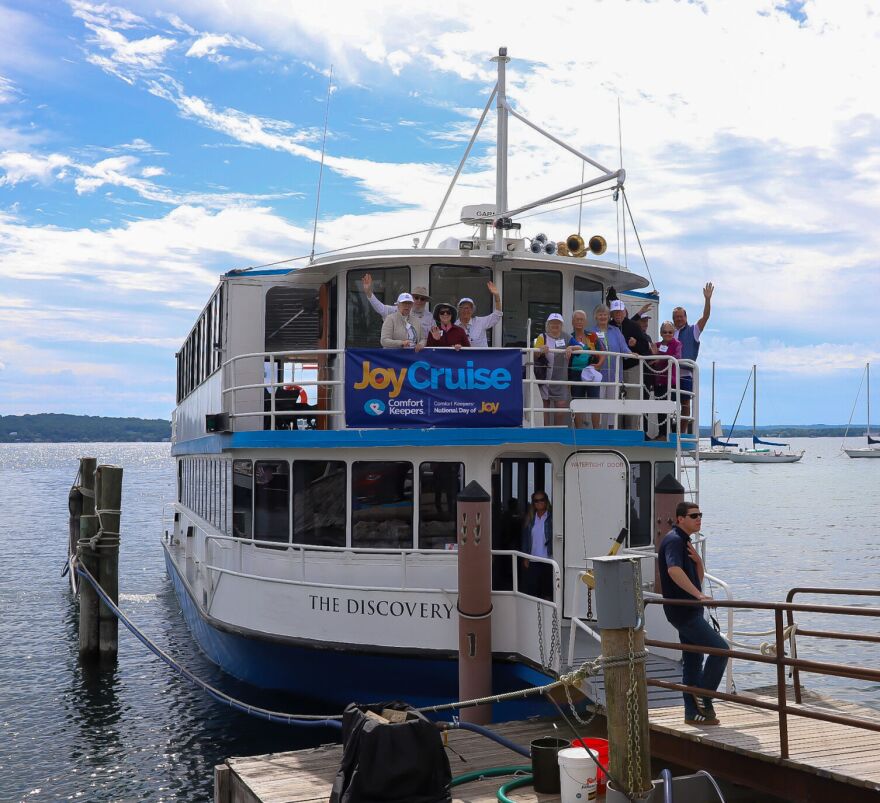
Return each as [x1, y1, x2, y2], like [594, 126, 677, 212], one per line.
[775, 608, 789, 758]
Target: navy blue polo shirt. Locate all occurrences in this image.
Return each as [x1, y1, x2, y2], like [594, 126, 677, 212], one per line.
[657, 526, 701, 625]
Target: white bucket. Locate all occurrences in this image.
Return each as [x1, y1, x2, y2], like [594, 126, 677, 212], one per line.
[558, 746, 598, 802]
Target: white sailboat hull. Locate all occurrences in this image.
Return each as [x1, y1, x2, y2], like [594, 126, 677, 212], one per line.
[844, 447, 880, 459]
[698, 449, 734, 461]
[728, 450, 804, 464]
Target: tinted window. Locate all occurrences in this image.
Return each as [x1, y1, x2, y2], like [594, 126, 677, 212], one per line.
[293, 461, 346, 547]
[265, 286, 322, 352]
[502, 270, 562, 347]
[351, 461, 413, 549]
[346, 267, 410, 347]
[429, 265, 494, 343]
[655, 461, 676, 490]
[574, 276, 604, 327]
[232, 460, 253, 539]
[629, 462, 652, 547]
[254, 461, 290, 545]
[419, 462, 464, 549]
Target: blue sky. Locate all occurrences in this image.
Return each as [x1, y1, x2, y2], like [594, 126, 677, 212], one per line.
[0, 0, 878, 425]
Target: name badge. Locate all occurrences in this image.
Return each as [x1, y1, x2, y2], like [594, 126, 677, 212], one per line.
[659, 344, 668, 353]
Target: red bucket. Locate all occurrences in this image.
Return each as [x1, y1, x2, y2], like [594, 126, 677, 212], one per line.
[571, 737, 609, 794]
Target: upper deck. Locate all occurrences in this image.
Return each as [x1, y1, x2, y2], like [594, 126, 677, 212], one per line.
[171, 245, 694, 453]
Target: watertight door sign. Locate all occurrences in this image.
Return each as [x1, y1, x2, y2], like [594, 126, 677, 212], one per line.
[345, 348, 523, 428]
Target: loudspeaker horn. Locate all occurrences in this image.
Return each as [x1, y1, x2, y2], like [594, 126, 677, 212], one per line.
[588, 235, 607, 255]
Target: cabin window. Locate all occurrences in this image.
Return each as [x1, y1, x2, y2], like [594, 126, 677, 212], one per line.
[254, 460, 290, 546]
[502, 269, 562, 347]
[418, 462, 464, 549]
[655, 461, 676, 489]
[232, 459, 254, 539]
[264, 286, 322, 353]
[351, 461, 413, 549]
[429, 265, 494, 343]
[345, 267, 411, 348]
[293, 461, 346, 547]
[574, 277, 604, 326]
[629, 462, 652, 547]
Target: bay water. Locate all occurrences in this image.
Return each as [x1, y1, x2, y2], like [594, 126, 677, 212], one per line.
[0, 439, 877, 801]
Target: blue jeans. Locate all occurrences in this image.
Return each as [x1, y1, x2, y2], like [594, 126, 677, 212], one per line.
[675, 614, 729, 718]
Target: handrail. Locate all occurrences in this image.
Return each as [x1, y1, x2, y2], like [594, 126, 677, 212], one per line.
[785, 586, 880, 703]
[643, 596, 880, 758]
[217, 345, 698, 438]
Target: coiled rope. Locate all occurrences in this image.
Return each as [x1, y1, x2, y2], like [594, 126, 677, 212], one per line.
[74, 560, 620, 726]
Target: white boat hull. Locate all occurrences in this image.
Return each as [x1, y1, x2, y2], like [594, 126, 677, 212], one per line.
[728, 450, 803, 464]
[698, 449, 733, 461]
[844, 447, 880, 458]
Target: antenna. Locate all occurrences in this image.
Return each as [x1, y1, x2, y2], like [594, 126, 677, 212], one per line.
[310, 65, 333, 263]
[618, 97, 627, 268]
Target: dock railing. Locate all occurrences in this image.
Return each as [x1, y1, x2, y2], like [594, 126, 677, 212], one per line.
[643, 595, 880, 759]
[221, 347, 697, 441]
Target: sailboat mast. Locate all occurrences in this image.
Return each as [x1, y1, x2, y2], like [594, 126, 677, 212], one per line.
[869, 362, 872, 438]
[711, 361, 716, 432]
[752, 364, 757, 442]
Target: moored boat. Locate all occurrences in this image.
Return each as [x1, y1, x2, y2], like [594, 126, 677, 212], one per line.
[164, 49, 722, 715]
[843, 363, 880, 459]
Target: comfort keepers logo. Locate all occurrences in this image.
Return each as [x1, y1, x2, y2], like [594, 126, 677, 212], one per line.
[364, 399, 386, 416]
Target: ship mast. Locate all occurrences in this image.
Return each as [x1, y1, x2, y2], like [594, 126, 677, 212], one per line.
[492, 47, 510, 254]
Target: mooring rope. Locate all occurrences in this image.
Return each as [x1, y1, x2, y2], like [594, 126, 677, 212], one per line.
[75, 562, 342, 728]
[74, 560, 625, 726]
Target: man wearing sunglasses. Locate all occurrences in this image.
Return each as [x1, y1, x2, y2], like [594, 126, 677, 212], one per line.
[658, 501, 728, 726]
[361, 273, 433, 337]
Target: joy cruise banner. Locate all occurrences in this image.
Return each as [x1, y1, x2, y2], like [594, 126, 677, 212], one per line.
[345, 348, 523, 428]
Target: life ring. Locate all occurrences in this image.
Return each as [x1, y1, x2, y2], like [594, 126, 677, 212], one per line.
[282, 384, 308, 404]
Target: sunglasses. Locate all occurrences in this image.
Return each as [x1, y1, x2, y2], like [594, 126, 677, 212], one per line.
[438, 310, 453, 316]
[413, 295, 429, 301]
[686, 512, 703, 519]
[533, 497, 548, 504]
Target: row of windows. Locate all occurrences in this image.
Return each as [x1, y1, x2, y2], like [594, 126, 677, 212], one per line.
[179, 457, 229, 535]
[176, 287, 224, 403]
[231, 459, 464, 550]
[263, 266, 605, 352]
[178, 455, 675, 552]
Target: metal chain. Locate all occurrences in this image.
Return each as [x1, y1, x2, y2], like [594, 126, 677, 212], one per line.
[625, 558, 644, 797]
[564, 678, 598, 726]
[587, 586, 593, 620]
[549, 606, 560, 668]
[537, 602, 547, 670]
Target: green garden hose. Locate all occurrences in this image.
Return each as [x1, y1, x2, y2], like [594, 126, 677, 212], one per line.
[497, 775, 535, 801]
[450, 765, 531, 786]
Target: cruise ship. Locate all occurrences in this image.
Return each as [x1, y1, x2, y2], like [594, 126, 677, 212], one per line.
[164, 49, 715, 716]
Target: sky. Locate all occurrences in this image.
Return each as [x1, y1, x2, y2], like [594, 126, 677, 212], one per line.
[0, 0, 878, 426]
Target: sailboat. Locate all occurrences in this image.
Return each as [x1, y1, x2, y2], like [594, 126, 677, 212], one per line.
[728, 365, 804, 464]
[844, 363, 880, 459]
[699, 361, 736, 460]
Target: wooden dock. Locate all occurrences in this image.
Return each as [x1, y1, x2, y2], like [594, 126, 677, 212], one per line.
[216, 689, 880, 803]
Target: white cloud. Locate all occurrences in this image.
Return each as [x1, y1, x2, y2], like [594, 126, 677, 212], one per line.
[185, 33, 261, 63]
[141, 165, 165, 177]
[0, 151, 71, 185]
[0, 75, 16, 104]
[704, 337, 880, 377]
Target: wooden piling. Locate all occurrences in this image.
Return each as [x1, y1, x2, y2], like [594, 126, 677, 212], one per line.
[600, 626, 653, 798]
[95, 465, 123, 656]
[80, 457, 97, 516]
[77, 515, 100, 657]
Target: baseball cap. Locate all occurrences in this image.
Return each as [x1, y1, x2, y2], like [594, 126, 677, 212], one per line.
[457, 297, 475, 307]
[546, 313, 564, 323]
[609, 300, 626, 312]
[396, 292, 414, 303]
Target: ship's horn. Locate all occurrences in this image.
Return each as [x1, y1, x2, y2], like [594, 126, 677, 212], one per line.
[544, 240, 557, 255]
[588, 235, 607, 255]
[556, 242, 570, 256]
[566, 233, 587, 258]
[530, 239, 544, 254]
[533, 232, 548, 244]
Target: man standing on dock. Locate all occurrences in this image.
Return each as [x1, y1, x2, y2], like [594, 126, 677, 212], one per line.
[658, 502, 728, 725]
[672, 282, 714, 433]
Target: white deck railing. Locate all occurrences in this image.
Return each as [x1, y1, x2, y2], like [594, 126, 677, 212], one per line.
[219, 347, 698, 442]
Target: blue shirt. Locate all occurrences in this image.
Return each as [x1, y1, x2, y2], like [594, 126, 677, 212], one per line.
[658, 526, 702, 625]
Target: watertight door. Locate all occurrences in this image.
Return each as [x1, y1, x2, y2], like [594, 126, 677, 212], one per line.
[563, 451, 629, 618]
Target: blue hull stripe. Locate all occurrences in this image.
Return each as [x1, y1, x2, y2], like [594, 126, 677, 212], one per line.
[164, 547, 556, 717]
[172, 427, 679, 455]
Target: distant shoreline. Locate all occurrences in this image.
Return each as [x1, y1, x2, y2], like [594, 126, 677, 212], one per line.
[0, 413, 170, 443]
[0, 412, 873, 442]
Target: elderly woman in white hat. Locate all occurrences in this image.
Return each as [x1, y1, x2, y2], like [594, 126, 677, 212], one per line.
[455, 281, 502, 348]
[380, 293, 427, 350]
[533, 312, 570, 426]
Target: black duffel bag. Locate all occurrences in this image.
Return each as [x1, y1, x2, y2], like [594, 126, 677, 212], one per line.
[329, 701, 451, 803]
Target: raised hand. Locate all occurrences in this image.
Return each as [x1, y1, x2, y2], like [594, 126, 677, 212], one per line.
[703, 282, 714, 300]
[362, 273, 373, 295]
[487, 280, 499, 296]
